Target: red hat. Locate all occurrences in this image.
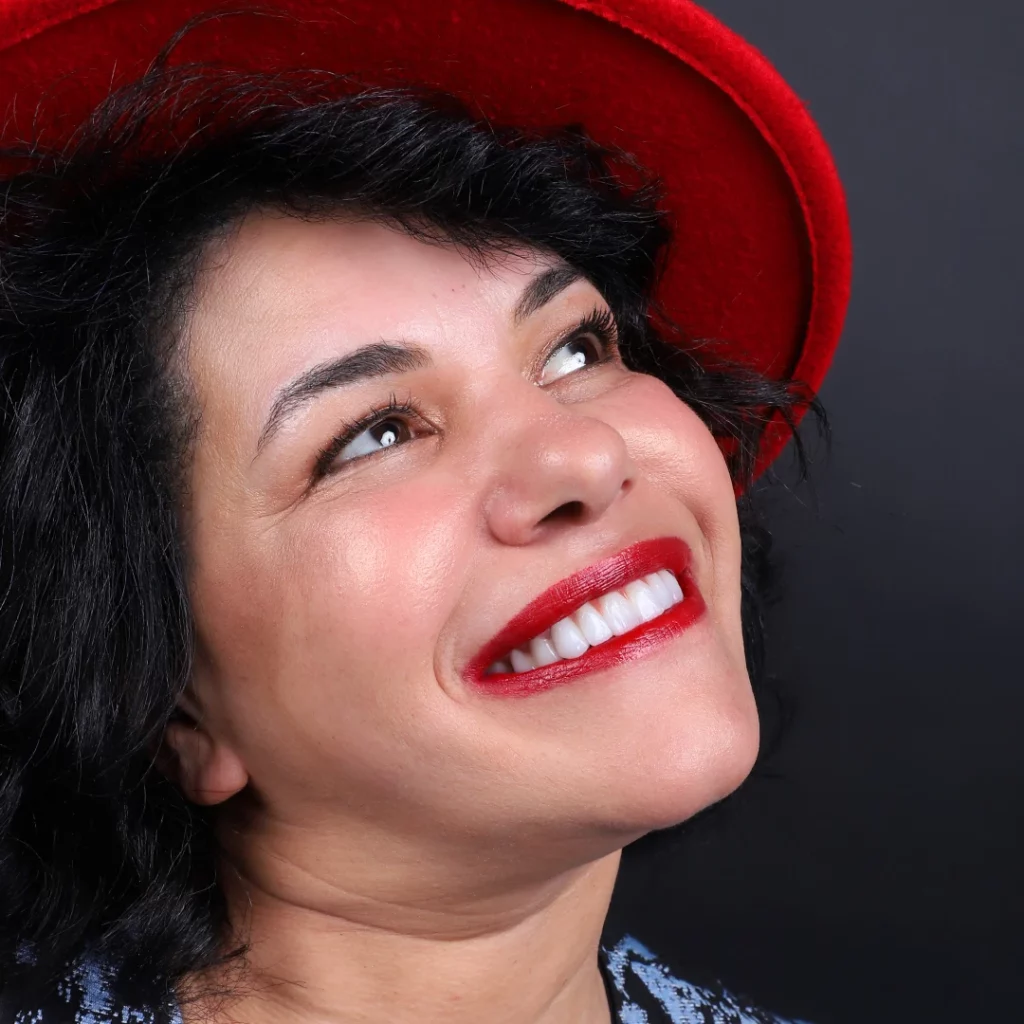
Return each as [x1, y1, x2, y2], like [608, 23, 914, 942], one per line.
[0, 0, 851, 475]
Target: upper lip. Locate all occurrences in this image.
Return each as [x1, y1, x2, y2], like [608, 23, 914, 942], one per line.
[463, 536, 693, 680]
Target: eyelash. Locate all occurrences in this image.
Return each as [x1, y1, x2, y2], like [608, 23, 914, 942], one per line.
[311, 306, 620, 482]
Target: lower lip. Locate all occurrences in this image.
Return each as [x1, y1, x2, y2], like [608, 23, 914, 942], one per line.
[469, 568, 706, 698]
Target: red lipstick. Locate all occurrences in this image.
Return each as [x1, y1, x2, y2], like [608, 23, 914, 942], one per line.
[464, 536, 705, 697]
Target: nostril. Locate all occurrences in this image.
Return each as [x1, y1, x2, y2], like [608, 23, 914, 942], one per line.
[539, 500, 586, 525]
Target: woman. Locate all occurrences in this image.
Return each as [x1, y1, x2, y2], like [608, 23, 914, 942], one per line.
[0, 1, 851, 1022]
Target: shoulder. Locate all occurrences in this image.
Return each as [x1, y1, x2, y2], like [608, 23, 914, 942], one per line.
[601, 935, 811, 1024]
[1, 954, 180, 1024]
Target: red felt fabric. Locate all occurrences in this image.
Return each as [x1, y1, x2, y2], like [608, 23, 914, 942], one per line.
[0, 0, 852, 475]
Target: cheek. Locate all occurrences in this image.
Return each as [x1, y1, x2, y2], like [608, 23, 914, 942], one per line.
[615, 373, 737, 519]
[190, 473, 469, 798]
[608, 374, 744, 636]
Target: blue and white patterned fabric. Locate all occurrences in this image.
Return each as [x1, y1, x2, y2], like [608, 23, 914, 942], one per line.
[601, 935, 809, 1023]
[3, 936, 808, 1023]
[3, 954, 179, 1024]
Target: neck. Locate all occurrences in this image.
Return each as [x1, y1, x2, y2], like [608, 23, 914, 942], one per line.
[182, 833, 621, 1024]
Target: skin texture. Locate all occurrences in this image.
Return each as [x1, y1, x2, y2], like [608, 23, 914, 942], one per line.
[164, 211, 759, 1024]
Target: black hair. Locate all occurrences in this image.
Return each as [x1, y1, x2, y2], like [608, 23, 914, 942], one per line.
[0, 36, 821, 1007]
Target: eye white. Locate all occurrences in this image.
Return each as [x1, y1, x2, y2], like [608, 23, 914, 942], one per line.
[339, 419, 403, 461]
[539, 337, 600, 385]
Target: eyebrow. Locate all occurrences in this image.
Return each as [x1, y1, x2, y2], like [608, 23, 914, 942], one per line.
[255, 261, 585, 455]
[256, 343, 428, 454]
[512, 263, 584, 325]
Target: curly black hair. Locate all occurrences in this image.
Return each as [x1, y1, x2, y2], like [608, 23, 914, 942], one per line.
[0, 36, 820, 1008]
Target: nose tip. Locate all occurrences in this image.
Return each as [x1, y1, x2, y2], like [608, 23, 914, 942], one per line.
[485, 413, 635, 546]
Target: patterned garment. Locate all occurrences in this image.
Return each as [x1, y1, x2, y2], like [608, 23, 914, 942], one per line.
[601, 935, 808, 1024]
[3, 935, 807, 1024]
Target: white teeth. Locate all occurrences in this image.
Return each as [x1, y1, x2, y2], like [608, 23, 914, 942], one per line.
[659, 568, 684, 604]
[623, 579, 663, 623]
[643, 572, 673, 612]
[510, 649, 536, 673]
[573, 602, 614, 646]
[596, 591, 642, 636]
[529, 635, 560, 667]
[550, 616, 590, 659]
[486, 569, 687, 675]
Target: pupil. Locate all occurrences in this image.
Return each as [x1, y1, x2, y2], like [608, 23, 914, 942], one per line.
[567, 346, 588, 370]
[376, 420, 401, 447]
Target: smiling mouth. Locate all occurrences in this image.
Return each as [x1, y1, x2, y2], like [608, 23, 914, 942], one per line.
[464, 537, 706, 697]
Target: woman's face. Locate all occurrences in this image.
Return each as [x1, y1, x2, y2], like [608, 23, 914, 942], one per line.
[180, 211, 757, 872]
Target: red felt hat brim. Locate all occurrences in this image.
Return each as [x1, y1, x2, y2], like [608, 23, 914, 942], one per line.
[0, 0, 851, 478]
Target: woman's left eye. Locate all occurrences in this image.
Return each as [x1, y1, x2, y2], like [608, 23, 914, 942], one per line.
[538, 333, 609, 385]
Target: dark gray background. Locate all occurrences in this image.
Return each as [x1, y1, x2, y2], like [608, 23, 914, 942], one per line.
[605, 2, 1024, 1021]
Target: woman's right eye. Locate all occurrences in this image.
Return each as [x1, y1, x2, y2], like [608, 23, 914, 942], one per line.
[335, 416, 414, 463]
[312, 400, 428, 482]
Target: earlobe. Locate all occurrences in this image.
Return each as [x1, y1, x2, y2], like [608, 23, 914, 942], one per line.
[159, 717, 249, 806]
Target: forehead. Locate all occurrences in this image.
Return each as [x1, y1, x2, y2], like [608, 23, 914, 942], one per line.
[187, 211, 554, 386]
[182, 211, 561, 452]
[181, 212, 561, 460]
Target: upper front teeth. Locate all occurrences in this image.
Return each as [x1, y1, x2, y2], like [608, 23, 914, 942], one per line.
[486, 570, 684, 676]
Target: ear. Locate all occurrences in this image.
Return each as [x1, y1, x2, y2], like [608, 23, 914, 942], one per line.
[157, 693, 249, 806]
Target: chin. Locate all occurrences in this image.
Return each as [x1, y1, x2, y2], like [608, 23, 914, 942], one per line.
[592, 697, 761, 838]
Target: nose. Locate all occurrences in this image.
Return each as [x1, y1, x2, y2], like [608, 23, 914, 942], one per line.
[484, 403, 635, 547]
